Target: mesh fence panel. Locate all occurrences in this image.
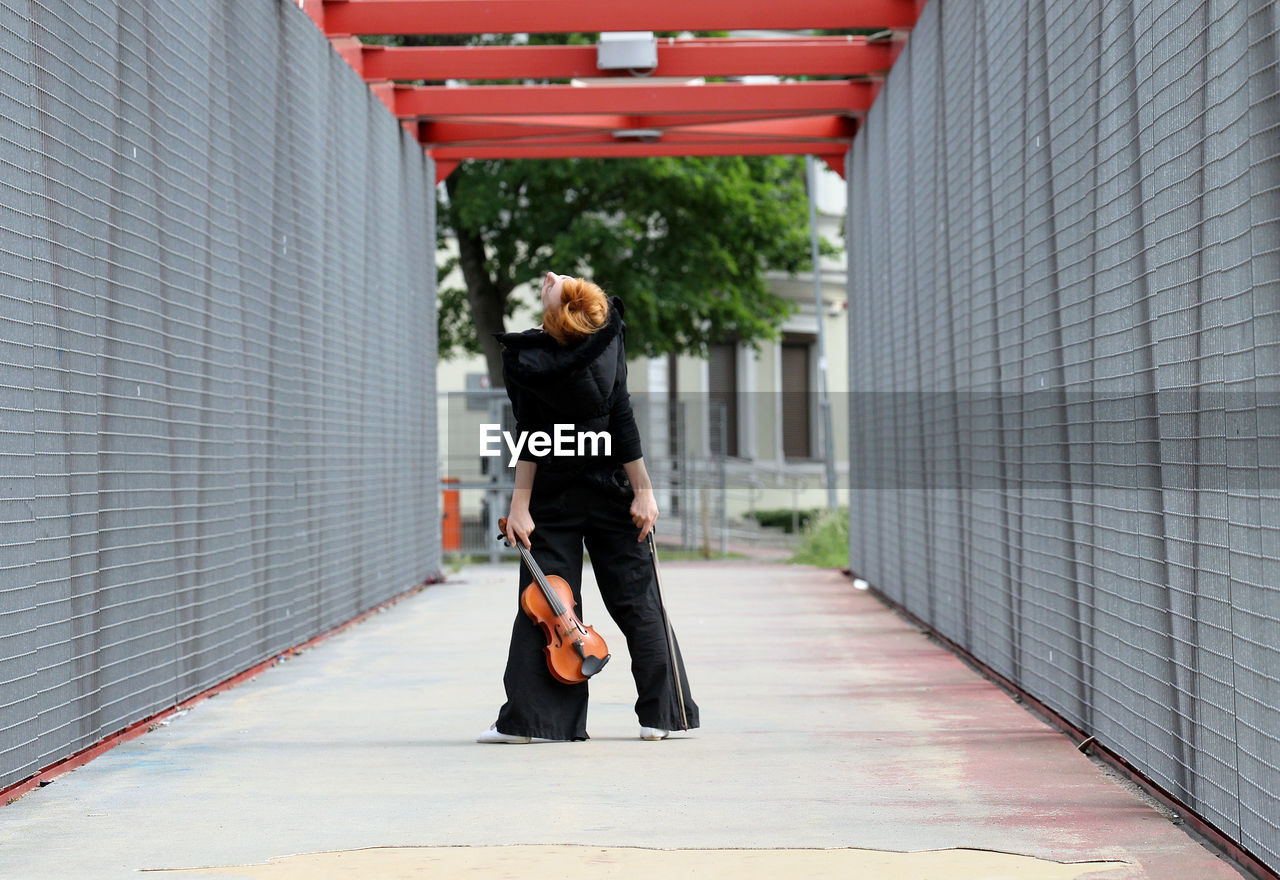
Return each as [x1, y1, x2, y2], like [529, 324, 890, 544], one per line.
[848, 0, 1280, 867]
[0, 0, 438, 793]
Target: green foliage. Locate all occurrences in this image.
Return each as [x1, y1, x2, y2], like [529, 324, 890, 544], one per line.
[787, 507, 849, 567]
[439, 154, 824, 360]
[746, 507, 821, 534]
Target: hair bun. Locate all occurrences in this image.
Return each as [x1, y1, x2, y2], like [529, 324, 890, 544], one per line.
[546, 277, 609, 344]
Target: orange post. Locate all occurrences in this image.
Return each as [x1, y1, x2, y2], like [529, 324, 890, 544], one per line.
[442, 477, 461, 551]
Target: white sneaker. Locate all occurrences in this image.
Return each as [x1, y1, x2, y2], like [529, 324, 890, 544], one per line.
[639, 726, 670, 741]
[476, 724, 531, 744]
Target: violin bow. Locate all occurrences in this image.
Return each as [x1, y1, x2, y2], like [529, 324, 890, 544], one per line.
[647, 525, 689, 731]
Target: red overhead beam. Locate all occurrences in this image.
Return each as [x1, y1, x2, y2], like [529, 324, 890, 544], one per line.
[428, 111, 841, 129]
[426, 114, 633, 131]
[430, 150, 851, 185]
[303, 1, 911, 178]
[433, 159, 460, 182]
[429, 133, 848, 152]
[395, 81, 875, 119]
[430, 140, 850, 162]
[321, 0, 921, 35]
[427, 140, 853, 186]
[421, 116, 856, 147]
[360, 39, 900, 81]
[635, 117, 856, 140]
[422, 121, 624, 144]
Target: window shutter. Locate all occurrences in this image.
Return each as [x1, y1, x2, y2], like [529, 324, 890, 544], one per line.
[708, 343, 738, 457]
[781, 343, 811, 459]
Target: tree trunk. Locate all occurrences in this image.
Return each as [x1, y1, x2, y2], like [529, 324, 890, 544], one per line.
[446, 173, 508, 388]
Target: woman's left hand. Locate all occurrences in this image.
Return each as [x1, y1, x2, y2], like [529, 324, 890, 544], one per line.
[630, 490, 659, 542]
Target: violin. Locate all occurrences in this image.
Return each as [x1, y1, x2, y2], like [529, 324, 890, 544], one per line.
[497, 517, 610, 684]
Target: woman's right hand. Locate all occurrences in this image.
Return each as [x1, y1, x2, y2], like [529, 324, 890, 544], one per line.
[505, 506, 535, 550]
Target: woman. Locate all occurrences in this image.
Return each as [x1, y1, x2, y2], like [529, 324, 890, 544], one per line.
[477, 271, 699, 743]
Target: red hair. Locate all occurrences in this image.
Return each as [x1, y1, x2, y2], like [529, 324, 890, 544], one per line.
[544, 277, 609, 344]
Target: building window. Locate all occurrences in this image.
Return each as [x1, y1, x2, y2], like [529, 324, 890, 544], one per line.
[708, 342, 739, 458]
[781, 340, 812, 459]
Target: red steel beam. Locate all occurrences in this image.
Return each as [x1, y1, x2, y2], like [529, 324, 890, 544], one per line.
[422, 116, 855, 147]
[423, 121, 616, 145]
[434, 159, 460, 182]
[426, 131, 851, 153]
[426, 114, 633, 131]
[361, 39, 899, 81]
[431, 140, 849, 160]
[395, 81, 875, 119]
[432, 111, 839, 129]
[427, 143, 855, 183]
[321, 0, 921, 35]
[664, 117, 856, 140]
[433, 133, 849, 150]
[597, 111, 851, 128]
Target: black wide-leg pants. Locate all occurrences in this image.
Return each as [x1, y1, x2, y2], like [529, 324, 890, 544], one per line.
[494, 468, 700, 741]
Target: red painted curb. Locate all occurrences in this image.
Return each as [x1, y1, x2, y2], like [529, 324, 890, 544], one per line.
[1, 572, 447, 807]
[848, 573, 1279, 880]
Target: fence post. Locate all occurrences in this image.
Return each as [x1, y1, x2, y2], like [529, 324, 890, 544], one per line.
[679, 401, 690, 549]
[718, 399, 728, 555]
[487, 395, 504, 564]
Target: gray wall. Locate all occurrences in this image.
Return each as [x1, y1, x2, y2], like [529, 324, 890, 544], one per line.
[0, 1, 439, 792]
[847, 0, 1279, 868]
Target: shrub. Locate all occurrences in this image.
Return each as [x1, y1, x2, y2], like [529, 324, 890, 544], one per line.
[746, 507, 821, 533]
[788, 507, 849, 567]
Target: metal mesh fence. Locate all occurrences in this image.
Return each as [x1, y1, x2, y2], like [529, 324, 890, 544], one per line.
[0, 0, 438, 793]
[847, 0, 1279, 867]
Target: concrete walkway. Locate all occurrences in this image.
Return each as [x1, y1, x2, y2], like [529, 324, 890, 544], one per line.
[0, 560, 1246, 880]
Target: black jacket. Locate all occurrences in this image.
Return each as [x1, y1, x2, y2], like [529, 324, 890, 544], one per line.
[493, 295, 643, 472]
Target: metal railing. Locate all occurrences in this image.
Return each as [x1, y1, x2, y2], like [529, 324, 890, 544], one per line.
[0, 0, 438, 794]
[845, 0, 1280, 872]
[439, 390, 817, 560]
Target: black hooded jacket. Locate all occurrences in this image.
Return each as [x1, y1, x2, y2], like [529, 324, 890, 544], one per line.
[492, 295, 643, 473]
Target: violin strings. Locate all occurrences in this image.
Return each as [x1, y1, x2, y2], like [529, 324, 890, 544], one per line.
[518, 544, 568, 619]
[510, 536, 596, 661]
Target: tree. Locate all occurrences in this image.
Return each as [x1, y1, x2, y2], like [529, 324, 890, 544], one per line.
[360, 32, 838, 385]
[439, 154, 829, 386]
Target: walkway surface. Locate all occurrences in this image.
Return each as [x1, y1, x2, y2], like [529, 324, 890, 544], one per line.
[0, 559, 1246, 880]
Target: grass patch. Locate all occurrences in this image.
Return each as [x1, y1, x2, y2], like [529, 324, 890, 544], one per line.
[788, 507, 849, 567]
[445, 553, 486, 573]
